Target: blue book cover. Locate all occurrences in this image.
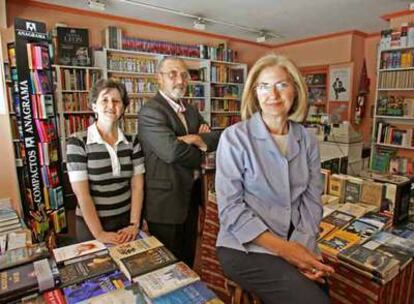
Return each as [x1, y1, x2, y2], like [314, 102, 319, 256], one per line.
[153, 281, 216, 304]
[63, 270, 130, 304]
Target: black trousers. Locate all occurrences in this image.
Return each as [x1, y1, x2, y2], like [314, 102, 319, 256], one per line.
[147, 179, 201, 268]
[217, 247, 331, 304]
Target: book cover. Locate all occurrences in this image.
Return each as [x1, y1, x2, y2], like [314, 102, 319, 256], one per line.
[360, 180, 384, 208]
[43, 288, 66, 304]
[59, 253, 118, 287]
[56, 27, 90, 66]
[63, 270, 130, 304]
[318, 229, 360, 256]
[0, 209, 18, 223]
[338, 244, 400, 280]
[0, 259, 59, 302]
[119, 246, 177, 280]
[337, 202, 368, 218]
[133, 262, 200, 299]
[358, 212, 391, 229]
[343, 219, 379, 241]
[53, 240, 106, 264]
[328, 174, 347, 203]
[109, 236, 163, 263]
[366, 231, 414, 255]
[0, 242, 49, 271]
[318, 221, 336, 240]
[322, 211, 355, 229]
[153, 281, 217, 304]
[83, 283, 146, 304]
[320, 169, 331, 195]
[344, 178, 363, 203]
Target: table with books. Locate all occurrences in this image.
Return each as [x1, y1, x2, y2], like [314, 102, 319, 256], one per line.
[0, 230, 224, 304]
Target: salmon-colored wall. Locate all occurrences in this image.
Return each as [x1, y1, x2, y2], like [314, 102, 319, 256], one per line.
[6, 0, 271, 67]
[273, 34, 353, 67]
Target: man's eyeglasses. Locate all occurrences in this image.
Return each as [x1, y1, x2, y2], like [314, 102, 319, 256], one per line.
[256, 81, 292, 94]
[160, 70, 190, 81]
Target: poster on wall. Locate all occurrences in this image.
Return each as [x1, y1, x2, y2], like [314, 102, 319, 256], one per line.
[329, 65, 351, 102]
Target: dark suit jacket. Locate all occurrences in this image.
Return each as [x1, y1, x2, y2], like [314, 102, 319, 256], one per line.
[138, 92, 220, 224]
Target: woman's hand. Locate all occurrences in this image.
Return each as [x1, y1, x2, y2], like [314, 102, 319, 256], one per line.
[95, 230, 123, 245]
[279, 241, 334, 282]
[117, 225, 139, 243]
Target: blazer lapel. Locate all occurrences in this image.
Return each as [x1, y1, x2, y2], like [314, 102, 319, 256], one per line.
[154, 93, 187, 135]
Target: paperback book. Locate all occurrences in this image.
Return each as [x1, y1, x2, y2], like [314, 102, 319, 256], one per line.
[59, 253, 118, 287]
[63, 270, 130, 304]
[119, 246, 177, 280]
[0, 242, 49, 271]
[53, 240, 106, 264]
[109, 236, 163, 263]
[153, 281, 217, 304]
[133, 262, 200, 299]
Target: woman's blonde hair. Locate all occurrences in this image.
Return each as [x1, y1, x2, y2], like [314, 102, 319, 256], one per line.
[240, 53, 308, 122]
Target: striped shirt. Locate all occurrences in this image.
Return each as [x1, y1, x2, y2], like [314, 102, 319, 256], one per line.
[66, 123, 145, 219]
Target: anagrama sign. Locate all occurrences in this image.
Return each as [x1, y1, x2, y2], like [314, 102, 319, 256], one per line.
[14, 18, 48, 208]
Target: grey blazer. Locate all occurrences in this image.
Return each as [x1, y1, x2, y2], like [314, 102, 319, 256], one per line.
[138, 92, 220, 224]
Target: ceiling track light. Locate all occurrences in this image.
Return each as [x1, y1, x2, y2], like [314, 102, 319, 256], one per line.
[193, 17, 206, 31]
[118, 0, 282, 41]
[88, 0, 107, 11]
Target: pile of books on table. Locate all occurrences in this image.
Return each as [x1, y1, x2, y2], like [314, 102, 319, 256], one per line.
[0, 233, 224, 303]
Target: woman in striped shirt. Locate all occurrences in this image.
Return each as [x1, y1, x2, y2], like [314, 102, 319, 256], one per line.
[66, 79, 145, 245]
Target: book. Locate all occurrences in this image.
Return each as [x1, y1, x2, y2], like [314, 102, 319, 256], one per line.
[358, 211, 391, 230]
[366, 231, 414, 255]
[63, 270, 130, 304]
[320, 169, 331, 194]
[343, 219, 379, 241]
[328, 174, 347, 203]
[53, 240, 106, 264]
[318, 221, 337, 240]
[83, 283, 146, 304]
[109, 236, 163, 264]
[360, 180, 384, 208]
[0, 208, 19, 223]
[318, 229, 360, 256]
[344, 177, 363, 203]
[338, 244, 400, 281]
[0, 259, 59, 302]
[322, 211, 355, 229]
[56, 27, 90, 66]
[153, 281, 217, 304]
[133, 262, 200, 299]
[337, 202, 368, 218]
[59, 253, 118, 287]
[0, 242, 49, 271]
[119, 246, 177, 280]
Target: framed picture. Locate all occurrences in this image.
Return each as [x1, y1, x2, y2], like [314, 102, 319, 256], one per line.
[329, 63, 353, 102]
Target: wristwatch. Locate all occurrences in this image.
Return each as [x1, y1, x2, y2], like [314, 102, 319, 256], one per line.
[129, 222, 139, 228]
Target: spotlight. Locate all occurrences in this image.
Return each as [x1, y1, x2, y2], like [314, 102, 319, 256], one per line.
[256, 31, 267, 43]
[193, 18, 206, 31]
[88, 0, 106, 11]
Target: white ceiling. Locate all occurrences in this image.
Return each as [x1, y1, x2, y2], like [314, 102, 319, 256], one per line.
[37, 0, 412, 45]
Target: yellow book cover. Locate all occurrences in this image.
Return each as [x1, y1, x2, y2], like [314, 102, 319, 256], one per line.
[318, 221, 337, 240]
[318, 229, 360, 257]
[360, 180, 384, 208]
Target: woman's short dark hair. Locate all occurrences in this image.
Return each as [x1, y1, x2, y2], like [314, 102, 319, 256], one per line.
[88, 78, 129, 109]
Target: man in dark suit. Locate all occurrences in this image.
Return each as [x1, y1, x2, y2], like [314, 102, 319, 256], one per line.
[138, 57, 220, 267]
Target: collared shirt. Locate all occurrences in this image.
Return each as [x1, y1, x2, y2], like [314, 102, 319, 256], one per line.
[86, 123, 129, 177]
[215, 112, 323, 255]
[66, 123, 145, 218]
[160, 90, 188, 133]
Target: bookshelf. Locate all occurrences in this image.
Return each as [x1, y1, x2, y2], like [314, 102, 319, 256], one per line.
[210, 61, 246, 130]
[370, 37, 414, 175]
[53, 65, 102, 162]
[302, 67, 328, 125]
[8, 18, 67, 243]
[94, 48, 248, 132]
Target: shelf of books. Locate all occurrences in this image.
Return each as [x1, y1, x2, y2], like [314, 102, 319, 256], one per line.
[302, 67, 329, 125]
[53, 65, 102, 162]
[7, 18, 67, 244]
[370, 24, 414, 177]
[95, 42, 248, 132]
[210, 61, 246, 130]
